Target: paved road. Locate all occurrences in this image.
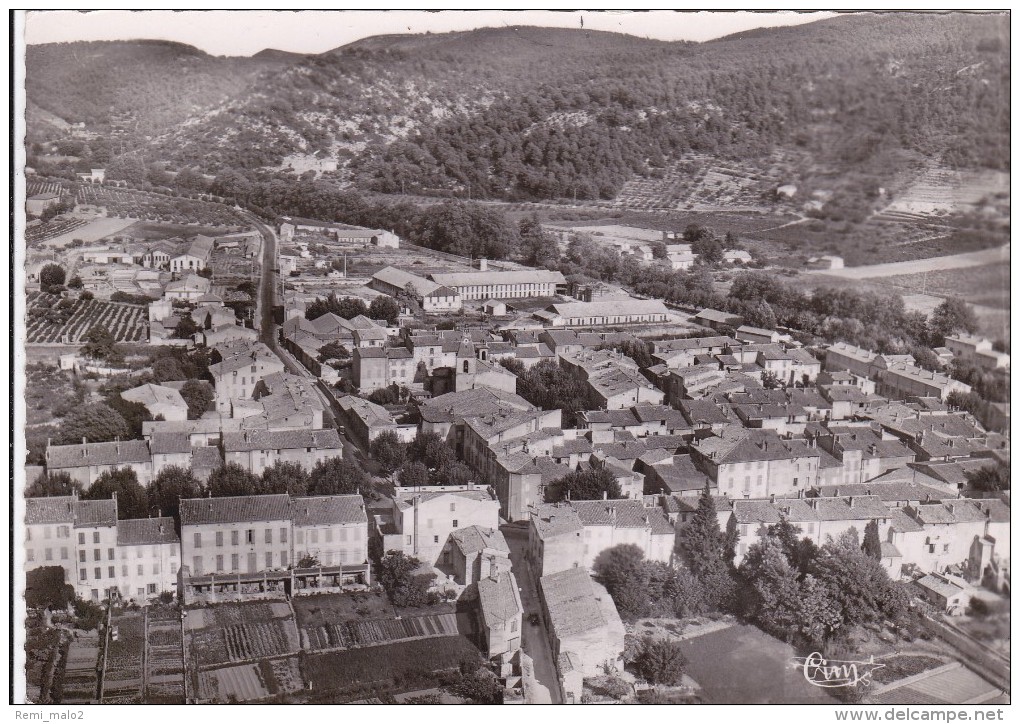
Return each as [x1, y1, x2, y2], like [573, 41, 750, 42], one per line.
[805, 243, 1009, 280]
[502, 525, 562, 704]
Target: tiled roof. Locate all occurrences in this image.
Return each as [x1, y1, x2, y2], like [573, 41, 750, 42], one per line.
[813, 481, 951, 504]
[46, 439, 151, 470]
[150, 432, 192, 455]
[540, 568, 607, 638]
[449, 525, 509, 555]
[916, 573, 966, 599]
[121, 383, 187, 410]
[478, 571, 522, 627]
[693, 429, 817, 465]
[191, 446, 222, 470]
[646, 454, 711, 493]
[531, 503, 583, 539]
[117, 517, 179, 545]
[394, 487, 497, 511]
[430, 269, 565, 288]
[75, 499, 118, 528]
[571, 499, 674, 535]
[181, 494, 292, 526]
[733, 495, 891, 525]
[888, 508, 924, 533]
[291, 495, 367, 526]
[222, 428, 342, 453]
[25, 496, 75, 525]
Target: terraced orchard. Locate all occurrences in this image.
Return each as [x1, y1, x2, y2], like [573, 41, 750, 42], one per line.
[26, 292, 148, 344]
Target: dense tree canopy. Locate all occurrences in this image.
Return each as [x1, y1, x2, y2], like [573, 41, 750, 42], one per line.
[58, 403, 130, 444]
[546, 468, 621, 503]
[83, 467, 149, 519]
[207, 463, 262, 498]
[149, 465, 203, 530]
[26, 471, 84, 498]
[308, 457, 370, 496]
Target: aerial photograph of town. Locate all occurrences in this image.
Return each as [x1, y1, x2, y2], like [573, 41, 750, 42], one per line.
[12, 9, 1010, 709]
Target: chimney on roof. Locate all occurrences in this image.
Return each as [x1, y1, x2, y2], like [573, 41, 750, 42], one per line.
[769, 494, 775, 503]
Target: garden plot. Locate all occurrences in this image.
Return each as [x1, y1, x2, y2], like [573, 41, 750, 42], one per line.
[61, 631, 101, 704]
[102, 610, 145, 704]
[26, 293, 148, 344]
[145, 605, 185, 704]
[302, 636, 483, 702]
[185, 601, 300, 669]
[197, 656, 304, 703]
[302, 612, 460, 652]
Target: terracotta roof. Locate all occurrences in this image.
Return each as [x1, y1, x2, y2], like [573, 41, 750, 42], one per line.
[150, 432, 192, 455]
[75, 499, 118, 528]
[190, 446, 222, 470]
[290, 495, 367, 526]
[25, 496, 75, 525]
[450, 525, 509, 555]
[478, 571, 522, 628]
[540, 568, 607, 638]
[571, 499, 674, 535]
[181, 494, 292, 526]
[531, 504, 582, 539]
[222, 428, 342, 453]
[117, 517, 179, 545]
[46, 439, 151, 470]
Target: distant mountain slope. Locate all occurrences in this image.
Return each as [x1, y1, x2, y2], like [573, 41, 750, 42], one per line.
[26, 14, 1009, 203]
[26, 40, 302, 134]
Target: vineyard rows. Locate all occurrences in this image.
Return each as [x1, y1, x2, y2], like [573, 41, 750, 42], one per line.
[26, 293, 148, 344]
[28, 181, 66, 197]
[26, 217, 87, 244]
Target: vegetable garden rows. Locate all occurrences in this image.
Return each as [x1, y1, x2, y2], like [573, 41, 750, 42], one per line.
[26, 292, 148, 344]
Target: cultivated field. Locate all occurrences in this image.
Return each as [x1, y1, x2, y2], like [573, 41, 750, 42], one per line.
[185, 601, 300, 669]
[102, 610, 145, 704]
[302, 636, 482, 703]
[878, 263, 1010, 309]
[198, 656, 304, 703]
[26, 292, 148, 344]
[806, 243, 1009, 280]
[292, 591, 460, 652]
[32, 216, 136, 249]
[145, 605, 185, 704]
[77, 186, 246, 228]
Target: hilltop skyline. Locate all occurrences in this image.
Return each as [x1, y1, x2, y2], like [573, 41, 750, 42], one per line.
[24, 10, 841, 57]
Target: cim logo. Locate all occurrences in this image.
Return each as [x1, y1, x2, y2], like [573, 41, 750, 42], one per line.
[795, 652, 886, 688]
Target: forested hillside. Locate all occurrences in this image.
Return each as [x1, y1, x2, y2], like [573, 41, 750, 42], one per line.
[26, 13, 1009, 204]
[25, 40, 301, 138]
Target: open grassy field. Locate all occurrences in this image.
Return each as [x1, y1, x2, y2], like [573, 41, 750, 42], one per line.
[678, 622, 836, 704]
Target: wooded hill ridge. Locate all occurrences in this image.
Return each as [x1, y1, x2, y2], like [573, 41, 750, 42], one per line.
[27, 13, 1009, 202]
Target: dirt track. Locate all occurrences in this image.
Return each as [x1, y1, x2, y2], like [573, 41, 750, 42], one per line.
[806, 243, 1009, 279]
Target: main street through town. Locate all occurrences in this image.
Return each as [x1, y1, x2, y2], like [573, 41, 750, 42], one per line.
[246, 209, 347, 439]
